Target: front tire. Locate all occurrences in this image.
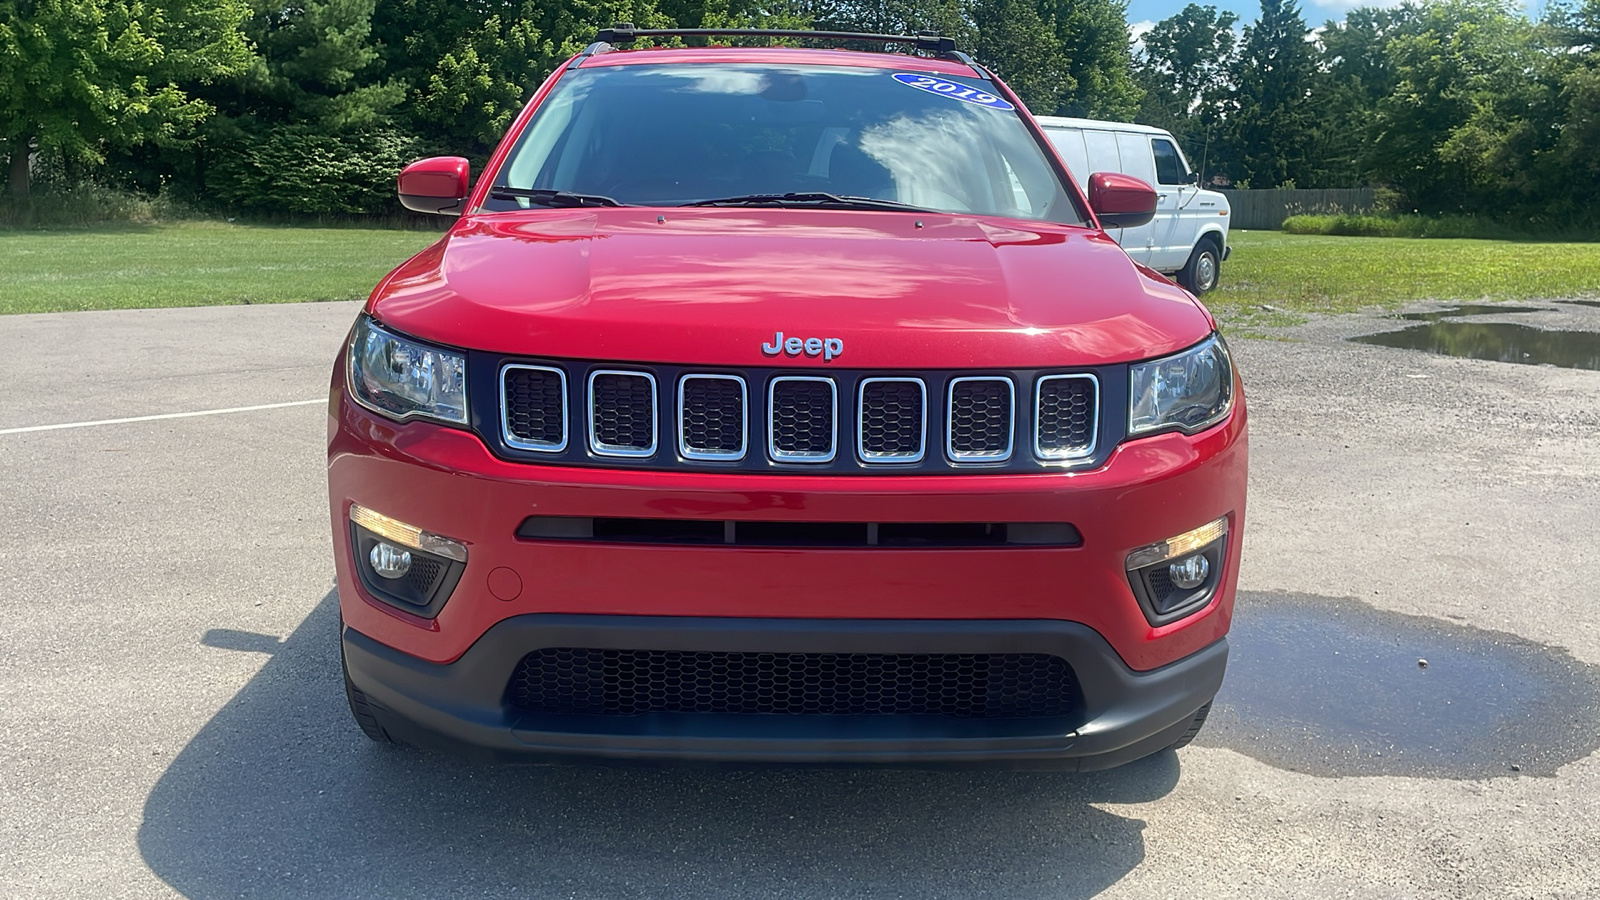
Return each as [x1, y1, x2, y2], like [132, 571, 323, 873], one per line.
[1179, 238, 1221, 294]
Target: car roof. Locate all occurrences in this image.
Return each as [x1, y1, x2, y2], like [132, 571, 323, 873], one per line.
[576, 46, 983, 78]
[1033, 116, 1173, 137]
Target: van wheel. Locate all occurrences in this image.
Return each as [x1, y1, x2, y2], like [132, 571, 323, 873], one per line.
[1179, 238, 1221, 294]
[1166, 701, 1212, 750]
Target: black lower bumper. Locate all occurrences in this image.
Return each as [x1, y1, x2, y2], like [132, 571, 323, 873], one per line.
[342, 615, 1227, 771]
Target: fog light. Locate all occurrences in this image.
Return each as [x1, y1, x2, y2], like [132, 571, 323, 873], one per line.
[369, 542, 412, 579]
[1168, 554, 1210, 590]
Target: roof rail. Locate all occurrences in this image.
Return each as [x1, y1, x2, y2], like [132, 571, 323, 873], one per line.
[589, 25, 968, 61]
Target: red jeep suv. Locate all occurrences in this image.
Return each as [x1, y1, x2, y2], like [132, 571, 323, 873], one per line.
[329, 27, 1246, 770]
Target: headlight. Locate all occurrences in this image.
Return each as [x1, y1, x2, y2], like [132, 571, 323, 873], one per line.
[347, 315, 467, 425]
[1129, 334, 1233, 435]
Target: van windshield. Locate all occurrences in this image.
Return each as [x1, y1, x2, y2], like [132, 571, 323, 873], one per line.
[489, 63, 1083, 225]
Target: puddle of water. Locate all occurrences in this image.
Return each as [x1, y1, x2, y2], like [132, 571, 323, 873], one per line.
[1555, 299, 1600, 309]
[1203, 592, 1600, 779]
[1353, 321, 1600, 370]
[1396, 304, 1550, 321]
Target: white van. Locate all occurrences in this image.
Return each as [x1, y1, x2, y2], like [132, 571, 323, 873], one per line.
[1036, 117, 1231, 293]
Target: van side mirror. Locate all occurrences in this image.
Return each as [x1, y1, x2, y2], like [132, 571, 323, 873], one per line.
[1086, 172, 1157, 229]
[398, 157, 470, 216]
[1186, 170, 1200, 185]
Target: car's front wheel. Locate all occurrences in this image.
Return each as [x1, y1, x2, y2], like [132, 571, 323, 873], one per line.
[1179, 238, 1221, 294]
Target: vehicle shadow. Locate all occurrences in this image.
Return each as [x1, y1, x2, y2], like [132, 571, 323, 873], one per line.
[140, 591, 1175, 899]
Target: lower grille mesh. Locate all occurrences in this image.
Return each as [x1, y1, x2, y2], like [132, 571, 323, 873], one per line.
[506, 649, 1077, 718]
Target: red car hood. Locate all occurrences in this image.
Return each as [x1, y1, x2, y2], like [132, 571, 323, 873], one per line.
[369, 208, 1211, 368]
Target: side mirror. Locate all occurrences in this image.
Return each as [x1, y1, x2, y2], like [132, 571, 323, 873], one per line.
[1186, 170, 1200, 185]
[1086, 171, 1157, 229]
[398, 156, 470, 216]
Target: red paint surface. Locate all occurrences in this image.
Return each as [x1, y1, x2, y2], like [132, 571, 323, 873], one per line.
[397, 156, 470, 200]
[368, 210, 1209, 368]
[333, 46, 1249, 682]
[329, 366, 1248, 671]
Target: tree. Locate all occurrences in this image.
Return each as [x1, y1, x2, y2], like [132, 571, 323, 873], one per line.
[1132, 3, 1236, 168]
[1038, 0, 1142, 117]
[1364, 0, 1538, 213]
[1220, 0, 1314, 188]
[0, 0, 252, 198]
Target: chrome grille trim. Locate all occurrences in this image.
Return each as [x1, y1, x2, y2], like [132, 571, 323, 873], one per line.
[768, 376, 837, 463]
[678, 374, 748, 461]
[946, 376, 1014, 463]
[1033, 373, 1099, 462]
[857, 377, 926, 463]
[587, 369, 658, 457]
[500, 364, 569, 452]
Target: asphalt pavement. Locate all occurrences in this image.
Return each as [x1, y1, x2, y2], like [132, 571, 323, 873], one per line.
[2, 300, 1598, 898]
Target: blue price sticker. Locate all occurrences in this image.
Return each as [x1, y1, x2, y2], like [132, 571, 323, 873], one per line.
[891, 73, 1016, 111]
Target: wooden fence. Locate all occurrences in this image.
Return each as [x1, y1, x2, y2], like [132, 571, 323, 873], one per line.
[1225, 188, 1377, 230]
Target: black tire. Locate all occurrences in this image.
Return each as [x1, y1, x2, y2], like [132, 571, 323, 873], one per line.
[342, 641, 396, 744]
[1178, 238, 1222, 294]
[1166, 701, 1212, 751]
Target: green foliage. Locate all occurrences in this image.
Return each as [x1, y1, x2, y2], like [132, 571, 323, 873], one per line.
[1281, 213, 1600, 240]
[1221, 0, 1315, 188]
[0, 0, 253, 197]
[206, 127, 428, 214]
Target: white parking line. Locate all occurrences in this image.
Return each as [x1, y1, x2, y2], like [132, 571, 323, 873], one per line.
[0, 399, 325, 435]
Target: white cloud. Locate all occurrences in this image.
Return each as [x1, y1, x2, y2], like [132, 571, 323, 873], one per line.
[1130, 19, 1156, 54]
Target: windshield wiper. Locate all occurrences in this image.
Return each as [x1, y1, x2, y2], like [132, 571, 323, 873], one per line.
[489, 187, 625, 208]
[680, 192, 934, 213]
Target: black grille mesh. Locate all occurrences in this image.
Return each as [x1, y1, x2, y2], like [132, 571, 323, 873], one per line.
[404, 556, 444, 597]
[591, 373, 655, 451]
[507, 649, 1076, 718]
[503, 368, 565, 447]
[680, 377, 744, 455]
[859, 380, 924, 458]
[1036, 377, 1096, 455]
[770, 380, 834, 457]
[949, 379, 1012, 456]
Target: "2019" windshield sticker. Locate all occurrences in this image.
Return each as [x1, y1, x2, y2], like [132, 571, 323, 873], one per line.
[891, 73, 1016, 111]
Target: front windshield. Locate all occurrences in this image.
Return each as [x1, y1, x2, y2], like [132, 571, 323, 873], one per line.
[489, 62, 1084, 224]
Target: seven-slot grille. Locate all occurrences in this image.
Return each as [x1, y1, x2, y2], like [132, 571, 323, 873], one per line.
[499, 366, 1101, 467]
[506, 648, 1078, 719]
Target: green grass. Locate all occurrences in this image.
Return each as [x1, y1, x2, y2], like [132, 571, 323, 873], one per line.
[0, 222, 440, 315]
[1212, 230, 1600, 327]
[5, 221, 1600, 322]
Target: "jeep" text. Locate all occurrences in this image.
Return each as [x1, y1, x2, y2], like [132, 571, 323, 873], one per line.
[760, 331, 843, 362]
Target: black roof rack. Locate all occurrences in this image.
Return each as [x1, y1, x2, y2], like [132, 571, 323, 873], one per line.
[590, 25, 968, 61]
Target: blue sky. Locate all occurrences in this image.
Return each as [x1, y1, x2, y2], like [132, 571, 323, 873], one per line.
[1126, 0, 1551, 36]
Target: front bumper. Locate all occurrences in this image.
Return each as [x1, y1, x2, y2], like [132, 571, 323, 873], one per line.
[343, 614, 1228, 770]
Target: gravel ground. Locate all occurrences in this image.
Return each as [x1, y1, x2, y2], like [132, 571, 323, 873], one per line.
[1, 300, 1597, 899]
